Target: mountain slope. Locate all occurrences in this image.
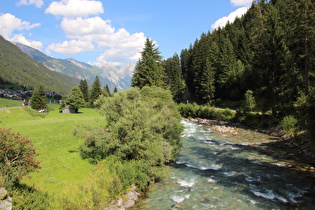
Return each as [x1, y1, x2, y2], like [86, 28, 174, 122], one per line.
[15, 43, 134, 92]
[0, 36, 79, 95]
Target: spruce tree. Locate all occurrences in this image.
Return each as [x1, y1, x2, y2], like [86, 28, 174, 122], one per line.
[30, 85, 47, 110]
[79, 79, 89, 102]
[163, 54, 185, 103]
[131, 37, 166, 89]
[102, 84, 111, 97]
[90, 76, 102, 106]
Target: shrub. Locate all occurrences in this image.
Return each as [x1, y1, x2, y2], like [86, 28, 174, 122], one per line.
[0, 128, 40, 187]
[281, 116, 298, 137]
[80, 87, 183, 176]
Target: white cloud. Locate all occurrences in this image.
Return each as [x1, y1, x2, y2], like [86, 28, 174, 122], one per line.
[231, 0, 253, 7]
[45, 0, 104, 18]
[11, 34, 43, 50]
[0, 13, 41, 39]
[61, 17, 114, 38]
[47, 40, 94, 55]
[49, 16, 146, 65]
[45, 0, 146, 65]
[16, 0, 44, 8]
[211, 7, 249, 30]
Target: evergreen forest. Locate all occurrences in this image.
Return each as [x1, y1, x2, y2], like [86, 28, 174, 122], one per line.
[161, 0, 315, 139]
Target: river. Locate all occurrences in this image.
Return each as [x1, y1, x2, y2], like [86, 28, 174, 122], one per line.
[135, 120, 315, 209]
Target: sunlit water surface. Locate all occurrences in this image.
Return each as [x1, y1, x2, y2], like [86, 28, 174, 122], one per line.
[135, 120, 315, 209]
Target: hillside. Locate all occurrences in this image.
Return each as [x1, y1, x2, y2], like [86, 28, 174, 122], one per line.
[0, 36, 79, 95]
[15, 43, 134, 91]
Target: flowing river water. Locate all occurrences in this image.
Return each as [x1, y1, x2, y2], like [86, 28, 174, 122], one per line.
[135, 120, 315, 209]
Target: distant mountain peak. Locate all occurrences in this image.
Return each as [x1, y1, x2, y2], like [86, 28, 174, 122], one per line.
[14, 42, 133, 91]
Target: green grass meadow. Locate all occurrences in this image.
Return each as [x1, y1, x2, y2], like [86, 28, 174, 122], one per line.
[0, 98, 24, 108]
[0, 102, 104, 195]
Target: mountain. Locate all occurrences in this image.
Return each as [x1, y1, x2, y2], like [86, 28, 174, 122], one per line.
[15, 43, 134, 92]
[0, 36, 79, 95]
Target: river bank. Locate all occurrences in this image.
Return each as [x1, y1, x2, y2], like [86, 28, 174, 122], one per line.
[185, 118, 315, 174]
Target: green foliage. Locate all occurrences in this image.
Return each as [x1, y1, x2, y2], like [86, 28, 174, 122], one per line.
[177, 103, 235, 122]
[90, 76, 102, 106]
[281, 116, 298, 137]
[244, 90, 256, 112]
[9, 184, 50, 210]
[163, 53, 185, 102]
[80, 87, 182, 177]
[0, 128, 40, 187]
[132, 37, 166, 88]
[67, 87, 85, 113]
[79, 79, 89, 103]
[30, 86, 47, 110]
[296, 87, 315, 137]
[102, 84, 111, 97]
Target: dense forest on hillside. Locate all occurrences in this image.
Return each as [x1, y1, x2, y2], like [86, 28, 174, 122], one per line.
[163, 0, 315, 135]
[0, 36, 80, 95]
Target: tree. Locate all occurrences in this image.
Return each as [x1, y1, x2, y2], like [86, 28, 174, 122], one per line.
[102, 84, 111, 97]
[131, 37, 166, 88]
[113, 87, 118, 94]
[79, 79, 89, 103]
[67, 86, 85, 113]
[30, 85, 47, 110]
[163, 53, 185, 102]
[244, 90, 256, 112]
[0, 128, 40, 187]
[90, 76, 102, 106]
[80, 87, 183, 166]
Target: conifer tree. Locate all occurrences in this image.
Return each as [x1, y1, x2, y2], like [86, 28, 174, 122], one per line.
[163, 54, 185, 102]
[102, 84, 111, 97]
[79, 79, 89, 102]
[113, 87, 118, 94]
[132, 37, 166, 88]
[30, 85, 47, 110]
[90, 76, 102, 106]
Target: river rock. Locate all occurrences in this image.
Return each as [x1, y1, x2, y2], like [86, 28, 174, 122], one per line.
[0, 187, 12, 210]
[0, 188, 7, 200]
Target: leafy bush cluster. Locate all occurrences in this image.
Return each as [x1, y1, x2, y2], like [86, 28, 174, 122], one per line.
[79, 87, 183, 187]
[177, 103, 235, 121]
[0, 128, 40, 187]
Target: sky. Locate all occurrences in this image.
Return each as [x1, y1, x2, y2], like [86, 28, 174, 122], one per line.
[0, 0, 253, 67]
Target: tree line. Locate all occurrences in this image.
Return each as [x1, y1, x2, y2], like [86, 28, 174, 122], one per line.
[132, 0, 315, 140]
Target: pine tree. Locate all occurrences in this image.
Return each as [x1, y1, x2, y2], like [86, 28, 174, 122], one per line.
[30, 85, 47, 110]
[90, 76, 102, 106]
[102, 84, 111, 97]
[163, 54, 185, 102]
[132, 37, 166, 88]
[79, 79, 89, 102]
[288, 0, 315, 95]
[113, 87, 118, 94]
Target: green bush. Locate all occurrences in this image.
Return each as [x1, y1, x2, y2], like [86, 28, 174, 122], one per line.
[177, 103, 235, 122]
[9, 184, 50, 210]
[80, 87, 182, 181]
[0, 128, 40, 187]
[281, 116, 298, 137]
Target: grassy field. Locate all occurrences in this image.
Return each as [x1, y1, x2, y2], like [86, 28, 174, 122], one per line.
[0, 98, 24, 108]
[0, 104, 104, 195]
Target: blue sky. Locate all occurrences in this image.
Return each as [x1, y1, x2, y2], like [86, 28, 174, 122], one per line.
[0, 0, 253, 67]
